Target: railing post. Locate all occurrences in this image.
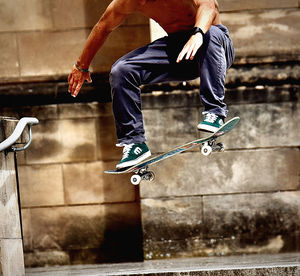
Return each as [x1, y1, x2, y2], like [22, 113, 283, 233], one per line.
[0, 116, 38, 276]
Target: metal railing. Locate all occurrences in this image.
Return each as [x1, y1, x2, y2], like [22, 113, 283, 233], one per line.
[0, 117, 39, 152]
[0, 117, 39, 257]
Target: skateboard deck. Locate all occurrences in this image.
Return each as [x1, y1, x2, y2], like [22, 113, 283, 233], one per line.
[105, 116, 240, 184]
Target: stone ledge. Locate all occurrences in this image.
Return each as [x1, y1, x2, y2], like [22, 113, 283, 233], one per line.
[25, 253, 300, 276]
[0, 61, 299, 108]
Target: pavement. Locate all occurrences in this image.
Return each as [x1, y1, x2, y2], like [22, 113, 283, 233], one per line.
[26, 253, 300, 276]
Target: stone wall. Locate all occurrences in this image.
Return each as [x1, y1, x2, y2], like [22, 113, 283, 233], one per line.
[139, 0, 300, 259]
[0, 0, 299, 268]
[1, 103, 144, 267]
[0, 0, 149, 82]
[0, 0, 148, 267]
[0, 118, 26, 275]
[152, 0, 300, 61]
[140, 85, 300, 259]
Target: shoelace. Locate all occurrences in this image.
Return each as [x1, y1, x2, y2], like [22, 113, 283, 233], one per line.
[122, 144, 134, 160]
[203, 112, 218, 123]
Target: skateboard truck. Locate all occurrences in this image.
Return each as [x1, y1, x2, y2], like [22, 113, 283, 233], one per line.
[201, 140, 224, 156]
[131, 166, 155, 185]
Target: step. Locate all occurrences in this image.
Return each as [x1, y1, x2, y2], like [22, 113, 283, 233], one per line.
[26, 253, 300, 276]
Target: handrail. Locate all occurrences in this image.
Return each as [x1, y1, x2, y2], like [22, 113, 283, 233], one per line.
[0, 117, 39, 152]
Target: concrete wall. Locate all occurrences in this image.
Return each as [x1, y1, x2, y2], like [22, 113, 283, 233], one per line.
[0, 0, 299, 268]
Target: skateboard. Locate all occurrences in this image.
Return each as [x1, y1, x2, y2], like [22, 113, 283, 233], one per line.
[105, 117, 240, 185]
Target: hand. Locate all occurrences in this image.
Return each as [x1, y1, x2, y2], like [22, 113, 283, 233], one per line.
[176, 33, 203, 63]
[68, 65, 92, 97]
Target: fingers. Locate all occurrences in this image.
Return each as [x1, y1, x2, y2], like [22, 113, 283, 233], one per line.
[68, 75, 74, 94]
[71, 81, 78, 97]
[67, 74, 81, 97]
[177, 43, 199, 63]
[177, 34, 203, 63]
[87, 73, 92, 83]
[190, 46, 199, 60]
[67, 70, 92, 97]
[74, 82, 83, 97]
[67, 74, 77, 97]
[186, 46, 194, 61]
[176, 44, 189, 63]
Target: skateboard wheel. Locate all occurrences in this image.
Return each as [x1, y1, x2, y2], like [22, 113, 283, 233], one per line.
[131, 174, 141, 185]
[201, 145, 212, 156]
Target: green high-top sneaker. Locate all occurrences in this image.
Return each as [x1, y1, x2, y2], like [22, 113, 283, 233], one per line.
[116, 142, 151, 169]
[197, 112, 224, 133]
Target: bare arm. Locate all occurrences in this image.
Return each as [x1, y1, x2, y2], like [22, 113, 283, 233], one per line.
[68, 0, 140, 97]
[176, 0, 217, 63]
[193, 0, 217, 34]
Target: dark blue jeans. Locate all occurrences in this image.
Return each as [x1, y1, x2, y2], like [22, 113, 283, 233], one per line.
[110, 24, 235, 145]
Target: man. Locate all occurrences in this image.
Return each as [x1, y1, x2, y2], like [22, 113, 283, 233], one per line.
[68, 0, 235, 169]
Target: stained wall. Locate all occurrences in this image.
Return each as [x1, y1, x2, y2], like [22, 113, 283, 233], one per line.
[0, 0, 299, 266]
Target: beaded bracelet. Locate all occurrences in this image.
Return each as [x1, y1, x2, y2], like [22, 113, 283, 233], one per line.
[75, 62, 90, 73]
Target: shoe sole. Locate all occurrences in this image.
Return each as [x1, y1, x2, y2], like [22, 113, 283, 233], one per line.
[197, 123, 219, 133]
[116, 151, 152, 169]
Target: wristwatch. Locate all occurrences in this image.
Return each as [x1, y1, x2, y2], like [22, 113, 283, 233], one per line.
[192, 27, 205, 37]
